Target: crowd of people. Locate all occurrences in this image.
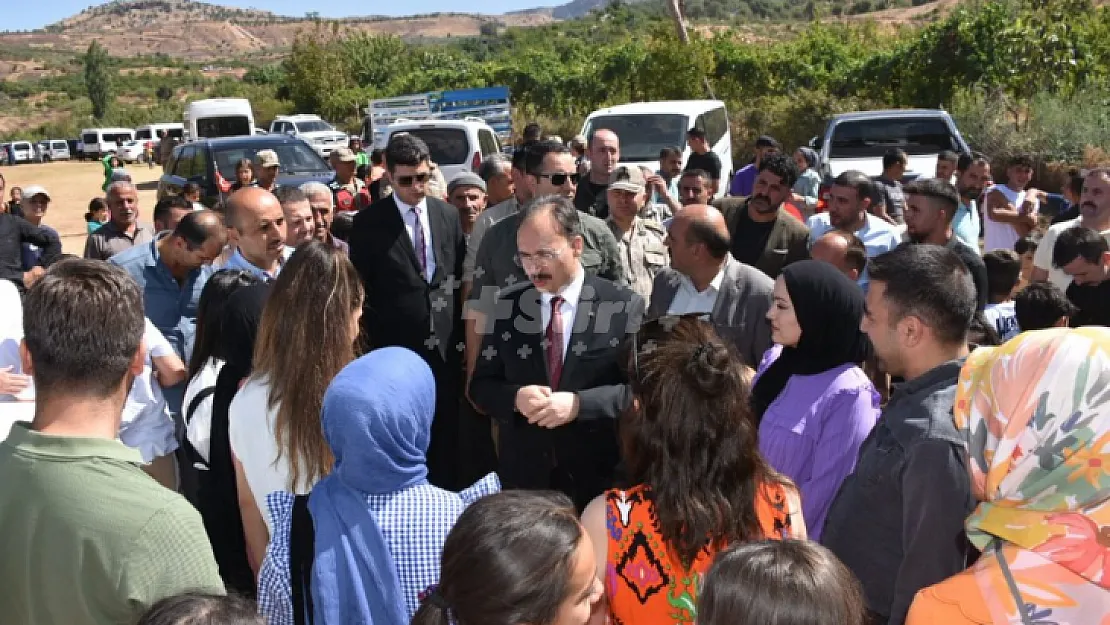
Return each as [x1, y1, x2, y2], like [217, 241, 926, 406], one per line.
[0, 121, 1108, 625]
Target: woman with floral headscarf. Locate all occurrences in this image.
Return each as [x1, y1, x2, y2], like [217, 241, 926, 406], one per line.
[906, 327, 1110, 625]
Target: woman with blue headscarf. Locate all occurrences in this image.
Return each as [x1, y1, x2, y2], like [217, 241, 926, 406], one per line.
[257, 347, 500, 625]
[792, 147, 823, 210]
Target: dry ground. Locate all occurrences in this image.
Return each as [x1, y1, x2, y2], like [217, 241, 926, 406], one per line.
[0, 160, 163, 254]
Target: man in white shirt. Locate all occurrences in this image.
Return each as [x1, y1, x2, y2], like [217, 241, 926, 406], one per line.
[223, 187, 292, 281]
[983, 154, 1042, 253]
[470, 194, 642, 510]
[648, 204, 774, 368]
[806, 170, 902, 292]
[1031, 168, 1110, 290]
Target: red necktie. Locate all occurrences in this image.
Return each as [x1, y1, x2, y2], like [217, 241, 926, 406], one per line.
[545, 295, 565, 389]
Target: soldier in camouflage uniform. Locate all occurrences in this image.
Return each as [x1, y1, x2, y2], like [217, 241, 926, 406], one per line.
[606, 165, 669, 302]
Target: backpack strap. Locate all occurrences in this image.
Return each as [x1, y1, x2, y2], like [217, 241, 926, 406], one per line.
[185, 386, 216, 425]
[291, 494, 316, 625]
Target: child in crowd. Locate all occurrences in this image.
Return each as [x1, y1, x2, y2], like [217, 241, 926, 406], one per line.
[1014, 282, 1077, 331]
[85, 197, 109, 234]
[982, 249, 1022, 341]
[1013, 233, 1039, 293]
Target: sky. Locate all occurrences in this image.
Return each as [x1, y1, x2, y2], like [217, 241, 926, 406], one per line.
[5, 0, 556, 31]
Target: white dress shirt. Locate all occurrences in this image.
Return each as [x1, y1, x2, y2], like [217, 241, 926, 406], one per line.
[395, 195, 436, 281]
[667, 264, 727, 316]
[540, 265, 585, 363]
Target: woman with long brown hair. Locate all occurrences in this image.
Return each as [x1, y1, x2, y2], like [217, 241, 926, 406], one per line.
[228, 240, 364, 572]
[581, 316, 804, 625]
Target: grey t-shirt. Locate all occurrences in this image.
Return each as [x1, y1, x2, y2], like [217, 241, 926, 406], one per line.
[872, 175, 906, 224]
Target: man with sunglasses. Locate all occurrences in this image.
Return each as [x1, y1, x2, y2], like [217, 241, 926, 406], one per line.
[465, 141, 625, 412]
[348, 133, 468, 489]
[470, 194, 643, 511]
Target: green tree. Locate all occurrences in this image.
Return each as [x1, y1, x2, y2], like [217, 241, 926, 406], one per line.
[84, 40, 112, 120]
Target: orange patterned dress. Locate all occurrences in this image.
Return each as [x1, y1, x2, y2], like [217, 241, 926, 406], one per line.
[603, 482, 803, 625]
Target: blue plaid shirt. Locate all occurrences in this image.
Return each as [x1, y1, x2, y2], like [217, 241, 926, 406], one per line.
[258, 474, 500, 625]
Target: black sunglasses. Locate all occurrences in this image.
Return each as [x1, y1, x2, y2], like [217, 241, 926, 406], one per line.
[535, 172, 580, 186]
[396, 173, 431, 187]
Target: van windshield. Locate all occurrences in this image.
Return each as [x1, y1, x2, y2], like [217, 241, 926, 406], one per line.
[399, 128, 468, 165]
[82, 133, 97, 144]
[135, 130, 152, 140]
[104, 133, 132, 144]
[583, 114, 688, 162]
[196, 116, 252, 139]
[294, 120, 334, 133]
[829, 118, 961, 158]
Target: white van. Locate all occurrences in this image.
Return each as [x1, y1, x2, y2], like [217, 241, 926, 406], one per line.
[135, 122, 185, 145]
[80, 128, 136, 159]
[8, 141, 34, 164]
[184, 99, 254, 141]
[382, 117, 502, 182]
[580, 100, 732, 199]
[36, 139, 71, 162]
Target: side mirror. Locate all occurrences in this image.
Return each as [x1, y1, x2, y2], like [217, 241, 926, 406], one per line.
[808, 136, 822, 149]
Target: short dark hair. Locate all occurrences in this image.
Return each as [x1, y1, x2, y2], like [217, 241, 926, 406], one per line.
[1015, 282, 1077, 331]
[522, 122, 543, 142]
[173, 209, 225, 250]
[937, 150, 959, 165]
[832, 170, 874, 201]
[522, 140, 571, 177]
[685, 218, 731, 260]
[88, 197, 107, 213]
[680, 169, 710, 185]
[757, 152, 799, 188]
[687, 127, 707, 140]
[699, 540, 867, 625]
[903, 177, 960, 221]
[511, 141, 533, 173]
[755, 135, 779, 149]
[1009, 154, 1035, 169]
[235, 157, 253, 173]
[957, 151, 990, 173]
[330, 211, 354, 242]
[23, 259, 144, 398]
[829, 230, 868, 276]
[355, 164, 369, 180]
[384, 133, 430, 171]
[882, 148, 908, 170]
[659, 146, 683, 160]
[519, 194, 582, 240]
[1052, 226, 1109, 269]
[369, 148, 384, 166]
[273, 185, 308, 207]
[983, 249, 1021, 301]
[477, 153, 511, 183]
[137, 593, 263, 625]
[1015, 233, 1040, 256]
[182, 181, 203, 197]
[154, 195, 192, 227]
[868, 244, 977, 345]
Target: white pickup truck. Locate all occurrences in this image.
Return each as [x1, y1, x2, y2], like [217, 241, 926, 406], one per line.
[812, 109, 970, 181]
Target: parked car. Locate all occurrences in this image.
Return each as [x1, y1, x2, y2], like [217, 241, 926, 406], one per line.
[8, 141, 35, 165]
[812, 109, 970, 181]
[157, 135, 334, 207]
[37, 139, 72, 162]
[381, 117, 503, 183]
[269, 114, 348, 158]
[116, 140, 148, 163]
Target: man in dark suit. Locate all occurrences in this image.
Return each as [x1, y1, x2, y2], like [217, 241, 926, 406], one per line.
[348, 133, 467, 489]
[470, 194, 643, 511]
[714, 152, 809, 279]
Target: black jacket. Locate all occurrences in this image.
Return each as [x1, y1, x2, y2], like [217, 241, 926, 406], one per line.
[0, 213, 61, 291]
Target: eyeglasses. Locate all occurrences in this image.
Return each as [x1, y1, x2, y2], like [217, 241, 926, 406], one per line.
[396, 173, 431, 187]
[535, 172, 580, 186]
[514, 245, 568, 267]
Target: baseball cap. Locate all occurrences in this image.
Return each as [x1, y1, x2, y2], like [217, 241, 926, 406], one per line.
[448, 172, 487, 196]
[21, 185, 49, 200]
[331, 147, 357, 163]
[256, 149, 280, 168]
[608, 165, 646, 193]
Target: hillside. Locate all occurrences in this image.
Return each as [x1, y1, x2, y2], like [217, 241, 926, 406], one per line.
[0, 0, 555, 60]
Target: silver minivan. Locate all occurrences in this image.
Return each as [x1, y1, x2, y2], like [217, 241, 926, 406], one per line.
[37, 140, 72, 163]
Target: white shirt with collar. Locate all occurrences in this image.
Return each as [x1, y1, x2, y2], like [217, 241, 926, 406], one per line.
[667, 262, 727, 316]
[395, 195, 436, 282]
[539, 264, 585, 363]
[223, 246, 294, 282]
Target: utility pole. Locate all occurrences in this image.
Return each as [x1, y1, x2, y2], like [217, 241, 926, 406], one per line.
[666, 0, 716, 99]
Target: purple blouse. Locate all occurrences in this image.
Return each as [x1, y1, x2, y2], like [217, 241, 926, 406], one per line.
[754, 345, 881, 541]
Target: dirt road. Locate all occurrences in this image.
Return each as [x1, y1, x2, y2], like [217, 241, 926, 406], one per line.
[0, 160, 163, 255]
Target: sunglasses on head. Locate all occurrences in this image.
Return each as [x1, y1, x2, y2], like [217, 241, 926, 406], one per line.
[536, 172, 581, 186]
[396, 173, 431, 187]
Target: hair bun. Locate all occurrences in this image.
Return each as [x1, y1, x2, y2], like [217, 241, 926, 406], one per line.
[684, 340, 731, 395]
